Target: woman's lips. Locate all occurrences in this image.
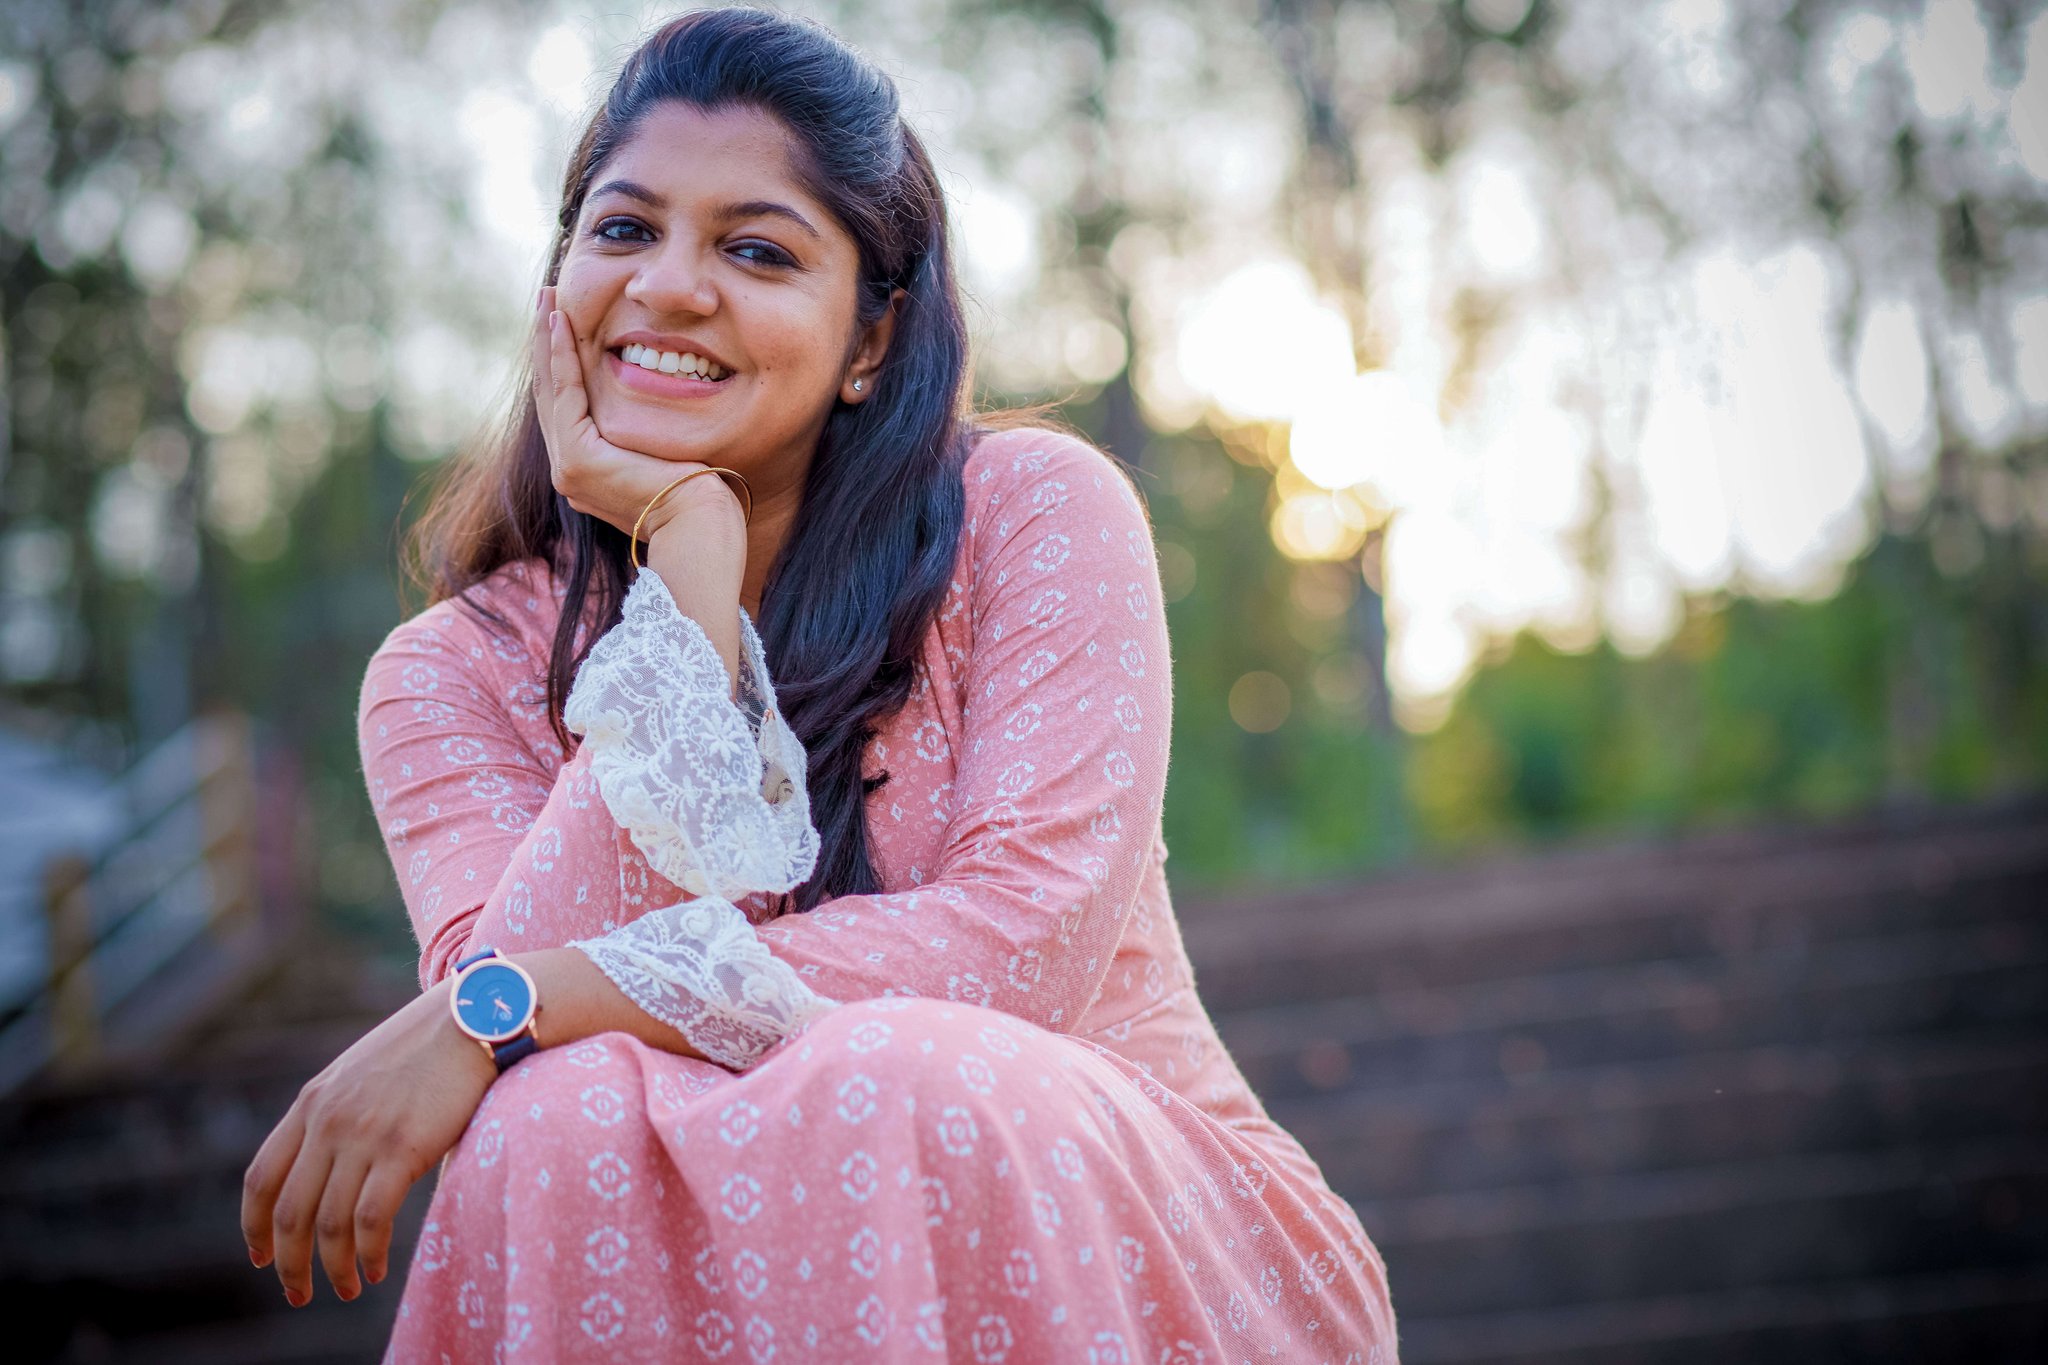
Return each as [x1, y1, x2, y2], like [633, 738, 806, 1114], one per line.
[605, 350, 732, 398]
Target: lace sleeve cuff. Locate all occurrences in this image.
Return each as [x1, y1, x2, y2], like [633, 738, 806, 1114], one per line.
[571, 895, 840, 1070]
[562, 569, 821, 902]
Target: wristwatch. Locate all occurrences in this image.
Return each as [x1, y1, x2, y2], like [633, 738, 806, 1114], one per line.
[448, 947, 542, 1072]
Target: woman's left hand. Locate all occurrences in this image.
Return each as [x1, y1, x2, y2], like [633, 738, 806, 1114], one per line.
[241, 980, 496, 1305]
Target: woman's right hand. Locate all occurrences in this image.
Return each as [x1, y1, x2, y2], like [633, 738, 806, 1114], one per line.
[529, 284, 748, 551]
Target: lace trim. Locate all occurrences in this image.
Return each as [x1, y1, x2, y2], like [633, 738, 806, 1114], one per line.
[562, 569, 836, 1068]
[570, 895, 838, 1070]
[563, 570, 821, 902]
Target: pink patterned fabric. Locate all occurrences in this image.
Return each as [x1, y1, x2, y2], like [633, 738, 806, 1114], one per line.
[358, 427, 1398, 1362]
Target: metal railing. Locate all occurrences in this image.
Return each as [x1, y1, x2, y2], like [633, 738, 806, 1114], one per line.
[0, 712, 284, 1094]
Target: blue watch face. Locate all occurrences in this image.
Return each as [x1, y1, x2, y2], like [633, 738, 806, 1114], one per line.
[454, 962, 534, 1042]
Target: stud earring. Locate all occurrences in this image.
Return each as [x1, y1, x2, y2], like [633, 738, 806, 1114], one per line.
[852, 379, 864, 392]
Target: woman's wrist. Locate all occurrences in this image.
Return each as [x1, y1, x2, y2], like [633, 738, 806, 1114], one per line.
[644, 521, 747, 699]
[425, 976, 502, 1088]
[638, 469, 748, 547]
[505, 946, 715, 1066]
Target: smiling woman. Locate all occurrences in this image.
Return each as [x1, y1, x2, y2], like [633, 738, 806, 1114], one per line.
[239, 7, 1396, 1362]
[557, 104, 886, 496]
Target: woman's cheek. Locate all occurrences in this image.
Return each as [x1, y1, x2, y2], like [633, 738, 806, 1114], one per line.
[550, 258, 608, 334]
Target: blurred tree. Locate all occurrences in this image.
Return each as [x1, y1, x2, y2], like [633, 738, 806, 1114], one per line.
[1409, 527, 2048, 846]
[1167, 0, 2048, 867]
[2, 0, 2042, 941]
[0, 0, 542, 943]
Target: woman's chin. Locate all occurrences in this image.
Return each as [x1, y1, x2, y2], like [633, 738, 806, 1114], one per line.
[593, 412, 726, 466]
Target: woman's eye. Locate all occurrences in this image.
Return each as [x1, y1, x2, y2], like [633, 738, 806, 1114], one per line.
[731, 240, 795, 268]
[593, 217, 650, 243]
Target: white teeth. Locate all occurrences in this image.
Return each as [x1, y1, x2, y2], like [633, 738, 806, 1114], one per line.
[619, 344, 728, 380]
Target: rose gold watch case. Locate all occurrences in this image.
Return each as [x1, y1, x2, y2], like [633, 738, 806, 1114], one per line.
[448, 955, 540, 1046]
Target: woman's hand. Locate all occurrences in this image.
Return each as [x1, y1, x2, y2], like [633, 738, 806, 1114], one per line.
[531, 284, 748, 549]
[241, 981, 495, 1306]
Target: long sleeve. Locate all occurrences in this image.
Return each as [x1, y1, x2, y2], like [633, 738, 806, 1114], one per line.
[356, 569, 804, 991]
[359, 602, 626, 990]
[563, 431, 1172, 1071]
[560, 570, 839, 1069]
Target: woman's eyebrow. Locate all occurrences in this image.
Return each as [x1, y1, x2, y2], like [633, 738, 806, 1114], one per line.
[588, 178, 666, 210]
[587, 179, 822, 242]
[716, 199, 823, 242]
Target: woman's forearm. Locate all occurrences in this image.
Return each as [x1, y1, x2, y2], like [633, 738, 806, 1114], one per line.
[510, 946, 720, 1066]
[518, 507, 795, 1073]
[646, 506, 748, 701]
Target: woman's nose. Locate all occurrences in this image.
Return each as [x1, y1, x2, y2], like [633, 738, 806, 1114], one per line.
[625, 243, 719, 315]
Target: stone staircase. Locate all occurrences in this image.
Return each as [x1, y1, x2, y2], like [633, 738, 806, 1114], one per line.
[2, 798, 2041, 1362]
[0, 945, 424, 1364]
[1181, 798, 2048, 1363]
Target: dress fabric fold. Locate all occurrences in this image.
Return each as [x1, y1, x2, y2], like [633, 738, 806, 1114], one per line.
[358, 426, 1398, 1363]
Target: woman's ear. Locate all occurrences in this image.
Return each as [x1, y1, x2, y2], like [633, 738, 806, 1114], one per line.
[840, 289, 906, 404]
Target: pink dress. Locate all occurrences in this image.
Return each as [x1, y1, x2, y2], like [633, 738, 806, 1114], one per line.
[358, 426, 1397, 1362]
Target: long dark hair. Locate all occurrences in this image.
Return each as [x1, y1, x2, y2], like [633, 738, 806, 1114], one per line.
[408, 7, 1033, 911]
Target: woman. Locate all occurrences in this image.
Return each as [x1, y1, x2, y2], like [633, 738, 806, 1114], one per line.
[241, 8, 1396, 1361]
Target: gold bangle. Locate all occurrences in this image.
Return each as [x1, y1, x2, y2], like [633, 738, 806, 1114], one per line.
[630, 466, 753, 570]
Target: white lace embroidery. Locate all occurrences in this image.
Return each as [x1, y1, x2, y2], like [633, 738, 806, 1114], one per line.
[565, 570, 820, 900]
[573, 892, 840, 1070]
[562, 569, 838, 1068]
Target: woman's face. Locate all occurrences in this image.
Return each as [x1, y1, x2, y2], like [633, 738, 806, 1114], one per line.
[554, 101, 887, 483]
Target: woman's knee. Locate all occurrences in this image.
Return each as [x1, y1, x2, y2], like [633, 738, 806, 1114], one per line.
[797, 994, 1043, 1057]
[772, 996, 1061, 1126]
[451, 1031, 662, 1167]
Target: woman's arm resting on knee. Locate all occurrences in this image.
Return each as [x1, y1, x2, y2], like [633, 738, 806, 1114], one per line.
[241, 977, 494, 1306]
[240, 948, 715, 1307]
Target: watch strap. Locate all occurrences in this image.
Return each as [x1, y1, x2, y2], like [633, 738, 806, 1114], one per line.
[491, 1032, 539, 1072]
[453, 946, 500, 973]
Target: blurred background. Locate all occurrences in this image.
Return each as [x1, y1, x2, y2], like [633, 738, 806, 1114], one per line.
[0, 0, 2043, 1361]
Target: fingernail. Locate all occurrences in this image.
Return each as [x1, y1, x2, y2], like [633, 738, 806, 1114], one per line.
[367, 1265, 385, 1286]
[248, 1246, 262, 1268]
[285, 1287, 304, 1308]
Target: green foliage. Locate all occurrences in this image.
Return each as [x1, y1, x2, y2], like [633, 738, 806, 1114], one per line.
[4, 0, 2045, 941]
[1407, 529, 2048, 853]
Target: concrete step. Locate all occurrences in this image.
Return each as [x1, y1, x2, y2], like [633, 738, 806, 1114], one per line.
[0, 947, 422, 1299]
[1362, 1137, 2048, 1320]
[1, 1231, 412, 1365]
[1269, 1034, 2048, 1201]
[1181, 811, 2047, 1014]
[1217, 919, 2048, 1103]
[1394, 1263, 2048, 1365]
[0, 949, 412, 1160]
